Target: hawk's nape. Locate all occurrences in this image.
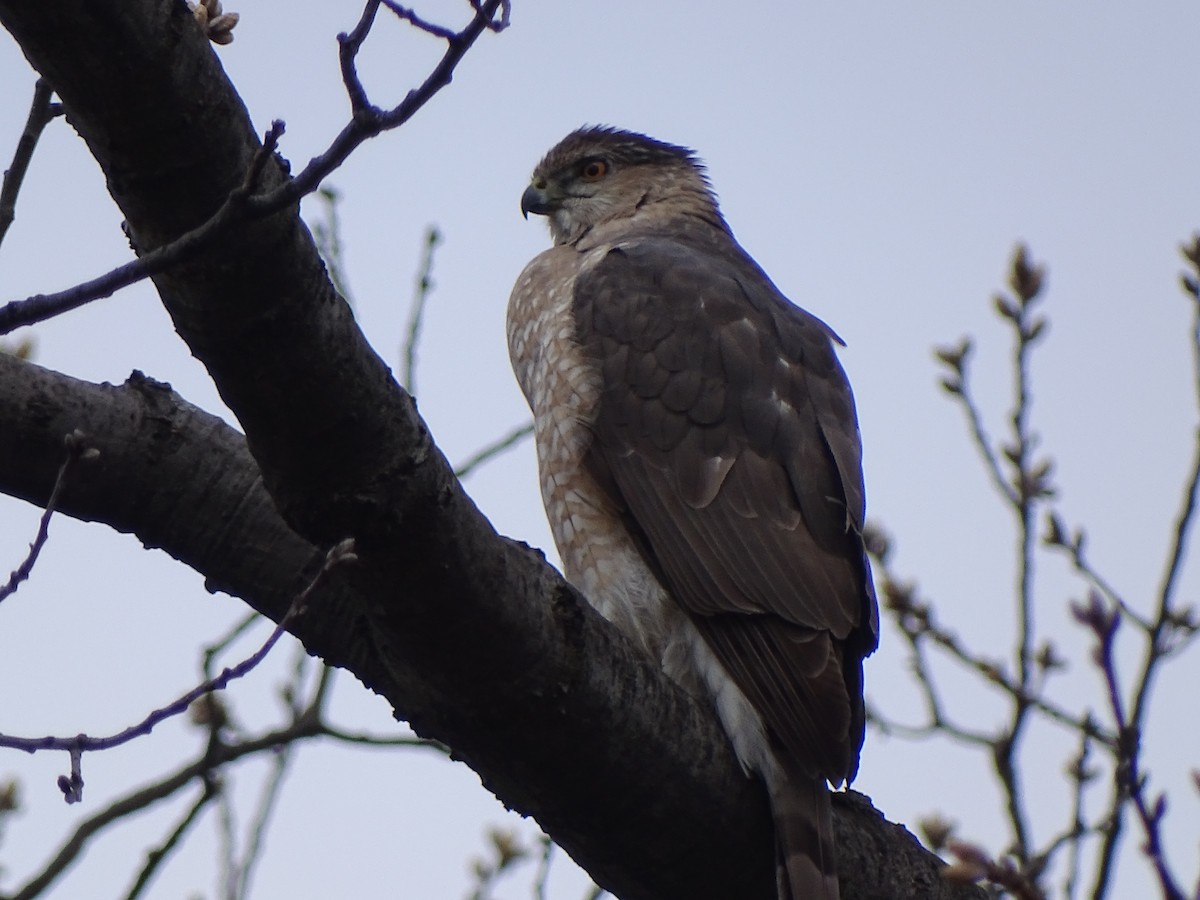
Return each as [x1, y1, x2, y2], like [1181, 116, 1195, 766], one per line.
[507, 126, 878, 900]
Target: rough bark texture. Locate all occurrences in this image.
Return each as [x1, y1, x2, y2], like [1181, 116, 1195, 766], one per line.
[0, 2, 985, 898]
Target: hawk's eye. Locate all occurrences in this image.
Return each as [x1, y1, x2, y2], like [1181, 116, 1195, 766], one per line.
[579, 159, 608, 182]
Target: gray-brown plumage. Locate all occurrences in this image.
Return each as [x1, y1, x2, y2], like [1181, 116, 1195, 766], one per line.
[507, 126, 878, 900]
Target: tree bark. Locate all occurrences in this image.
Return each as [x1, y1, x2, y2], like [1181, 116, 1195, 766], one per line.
[0, 2, 983, 898]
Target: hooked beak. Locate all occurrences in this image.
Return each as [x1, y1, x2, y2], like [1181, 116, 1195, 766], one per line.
[521, 182, 554, 219]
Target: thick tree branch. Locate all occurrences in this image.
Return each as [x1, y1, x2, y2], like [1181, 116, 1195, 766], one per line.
[0, 2, 981, 897]
[0, 348, 978, 900]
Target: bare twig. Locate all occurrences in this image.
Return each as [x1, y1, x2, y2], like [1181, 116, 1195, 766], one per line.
[2, 537, 468, 900]
[0, 121, 287, 335]
[0, 539, 357, 803]
[217, 779, 238, 900]
[0, 430, 97, 605]
[219, 644, 318, 899]
[7, 717, 321, 900]
[0, 0, 509, 335]
[381, 0, 457, 40]
[1089, 240, 1200, 898]
[455, 422, 535, 480]
[203, 611, 263, 680]
[319, 723, 447, 753]
[402, 225, 441, 394]
[1140, 430, 1200, 697]
[337, 0, 383, 114]
[309, 186, 354, 304]
[1072, 591, 1185, 900]
[1146, 243, 1200, 654]
[0, 79, 63, 252]
[931, 248, 1057, 864]
[1044, 514, 1154, 634]
[122, 779, 218, 900]
[1060, 731, 1094, 900]
[934, 337, 1018, 508]
[874, 573, 1114, 747]
[533, 834, 553, 900]
[228, 743, 292, 900]
[994, 247, 1050, 862]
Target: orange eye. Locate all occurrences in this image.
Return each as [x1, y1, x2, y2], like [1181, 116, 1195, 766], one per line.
[580, 159, 608, 181]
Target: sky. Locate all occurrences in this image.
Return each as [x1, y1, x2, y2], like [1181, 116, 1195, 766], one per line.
[1, 1, 1198, 898]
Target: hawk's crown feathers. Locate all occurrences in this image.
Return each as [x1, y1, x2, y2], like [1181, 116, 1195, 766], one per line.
[522, 126, 723, 245]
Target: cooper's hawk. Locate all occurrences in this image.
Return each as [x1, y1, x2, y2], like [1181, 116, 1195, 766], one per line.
[507, 126, 878, 900]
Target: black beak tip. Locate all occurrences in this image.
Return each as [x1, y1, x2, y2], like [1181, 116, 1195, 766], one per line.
[521, 184, 548, 220]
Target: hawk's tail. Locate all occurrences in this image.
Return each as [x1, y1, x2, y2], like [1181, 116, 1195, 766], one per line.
[770, 767, 839, 900]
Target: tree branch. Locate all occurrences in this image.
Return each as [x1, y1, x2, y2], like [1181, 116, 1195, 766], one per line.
[0, 2, 980, 896]
[0, 429, 95, 604]
[0, 0, 508, 335]
[0, 354, 980, 900]
[0, 78, 61, 251]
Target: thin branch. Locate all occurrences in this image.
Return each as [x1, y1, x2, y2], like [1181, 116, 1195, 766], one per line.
[455, 422, 535, 480]
[230, 744, 293, 900]
[286, 0, 510, 223]
[1092, 244, 1200, 897]
[1077, 592, 1185, 900]
[0, 430, 96, 604]
[235, 120, 286, 200]
[319, 723, 448, 753]
[865, 702, 991, 748]
[381, 0, 457, 41]
[309, 186, 354, 304]
[6, 686, 447, 900]
[6, 716, 324, 900]
[0, 0, 509, 336]
[216, 770, 239, 900]
[337, 0, 383, 114]
[878, 578, 1114, 747]
[1060, 731, 1093, 900]
[996, 246, 1051, 863]
[1044, 515, 1153, 634]
[402, 225, 441, 394]
[533, 834, 553, 900]
[122, 779, 217, 900]
[935, 338, 1019, 509]
[904, 626, 994, 747]
[226, 642, 325, 898]
[0, 79, 62, 252]
[1144, 248, 1200, 665]
[203, 611, 262, 680]
[298, 661, 336, 721]
[1138, 423, 1200, 718]
[0, 121, 286, 335]
[0, 539, 357, 802]
[930, 249, 1053, 866]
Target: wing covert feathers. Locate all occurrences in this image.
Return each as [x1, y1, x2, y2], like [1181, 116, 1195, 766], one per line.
[572, 230, 878, 785]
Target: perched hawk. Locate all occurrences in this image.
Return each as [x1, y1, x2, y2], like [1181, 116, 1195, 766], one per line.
[507, 126, 878, 900]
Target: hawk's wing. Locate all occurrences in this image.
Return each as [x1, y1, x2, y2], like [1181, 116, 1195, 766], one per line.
[573, 232, 879, 783]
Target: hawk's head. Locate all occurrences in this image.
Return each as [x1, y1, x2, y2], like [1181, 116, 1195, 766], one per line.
[521, 126, 726, 246]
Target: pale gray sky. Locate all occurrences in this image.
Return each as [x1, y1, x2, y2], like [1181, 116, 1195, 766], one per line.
[1, 2, 1197, 898]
